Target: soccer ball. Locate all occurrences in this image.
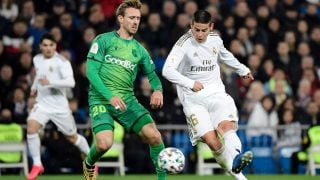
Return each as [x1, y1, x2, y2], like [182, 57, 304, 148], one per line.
[158, 147, 185, 174]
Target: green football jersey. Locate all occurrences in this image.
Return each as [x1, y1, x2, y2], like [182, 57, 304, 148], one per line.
[87, 31, 156, 105]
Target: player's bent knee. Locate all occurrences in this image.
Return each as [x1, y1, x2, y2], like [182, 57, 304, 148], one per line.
[217, 120, 237, 134]
[96, 139, 113, 152]
[202, 131, 222, 151]
[150, 131, 162, 145]
[27, 119, 42, 134]
[145, 130, 162, 146]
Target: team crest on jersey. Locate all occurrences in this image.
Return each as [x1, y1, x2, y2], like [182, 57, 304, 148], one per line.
[90, 43, 99, 54]
[49, 66, 53, 72]
[193, 52, 198, 57]
[212, 47, 217, 55]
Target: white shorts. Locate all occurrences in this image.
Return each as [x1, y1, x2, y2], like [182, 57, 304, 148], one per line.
[181, 92, 238, 146]
[27, 104, 77, 136]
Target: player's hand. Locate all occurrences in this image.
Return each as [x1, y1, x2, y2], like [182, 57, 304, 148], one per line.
[192, 81, 204, 92]
[38, 78, 50, 85]
[241, 73, 254, 81]
[110, 96, 126, 111]
[150, 90, 163, 109]
[30, 89, 37, 97]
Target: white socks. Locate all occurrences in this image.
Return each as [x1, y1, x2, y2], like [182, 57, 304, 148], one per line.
[211, 130, 244, 179]
[27, 133, 42, 166]
[74, 134, 90, 155]
[223, 130, 242, 159]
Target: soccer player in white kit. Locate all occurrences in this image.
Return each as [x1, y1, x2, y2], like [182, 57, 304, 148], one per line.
[162, 10, 253, 180]
[26, 33, 90, 180]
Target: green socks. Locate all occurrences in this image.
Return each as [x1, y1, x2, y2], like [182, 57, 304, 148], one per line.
[150, 143, 167, 180]
[86, 144, 105, 166]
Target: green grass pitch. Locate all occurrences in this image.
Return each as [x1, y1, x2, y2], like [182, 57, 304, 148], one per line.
[1, 175, 319, 180]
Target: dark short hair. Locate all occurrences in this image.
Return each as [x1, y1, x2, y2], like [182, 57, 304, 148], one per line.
[40, 33, 56, 43]
[192, 10, 212, 24]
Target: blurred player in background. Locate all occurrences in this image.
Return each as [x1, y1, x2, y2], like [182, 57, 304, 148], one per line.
[26, 33, 90, 180]
[83, 0, 166, 180]
[162, 10, 253, 180]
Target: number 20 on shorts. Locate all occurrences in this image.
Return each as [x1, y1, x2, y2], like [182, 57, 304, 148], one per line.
[92, 105, 107, 117]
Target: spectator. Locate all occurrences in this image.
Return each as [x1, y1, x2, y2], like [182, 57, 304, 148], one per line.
[266, 17, 283, 55]
[272, 41, 299, 80]
[49, 26, 66, 52]
[301, 3, 320, 29]
[79, 4, 110, 35]
[0, 0, 18, 22]
[73, 61, 89, 109]
[11, 87, 27, 124]
[161, 0, 177, 30]
[247, 54, 262, 78]
[253, 43, 268, 61]
[28, 13, 48, 52]
[241, 80, 266, 121]
[229, 39, 247, 64]
[14, 52, 32, 81]
[276, 108, 301, 148]
[58, 12, 79, 50]
[296, 42, 311, 60]
[169, 13, 189, 47]
[139, 12, 168, 58]
[300, 101, 320, 126]
[232, 1, 251, 29]
[46, 0, 67, 29]
[264, 68, 292, 95]
[256, 58, 274, 83]
[270, 79, 289, 109]
[244, 15, 268, 46]
[296, 78, 312, 110]
[74, 26, 96, 65]
[256, 5, 270, 29]
[183, 0, 198, 18]
[69, 98, 87, 124]
[301, 68, 319, 95]
[0, 64, 15, 106]
[296, 19, 310, 42]
[2, 19, 33, 62]
[247, 95, 279, 143]
[219, 15, 236, 47]
[18, 0, 35, 24]
[309, 26, 320, 66]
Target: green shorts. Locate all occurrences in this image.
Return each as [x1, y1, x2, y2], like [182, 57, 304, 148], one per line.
[89, 98, 154, 134]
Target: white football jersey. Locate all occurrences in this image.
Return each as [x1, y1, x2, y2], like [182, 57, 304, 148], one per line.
[163, 30, 250, 98]
[32, 52, 75, 113]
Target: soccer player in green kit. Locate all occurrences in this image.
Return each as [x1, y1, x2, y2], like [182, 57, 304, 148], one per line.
[82, 0, 167, 180]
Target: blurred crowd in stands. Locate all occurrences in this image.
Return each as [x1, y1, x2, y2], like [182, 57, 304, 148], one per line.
[0, 0, 320, 174]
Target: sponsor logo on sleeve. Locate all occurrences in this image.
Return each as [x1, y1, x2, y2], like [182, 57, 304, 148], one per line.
[89, 43, 99, 54]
